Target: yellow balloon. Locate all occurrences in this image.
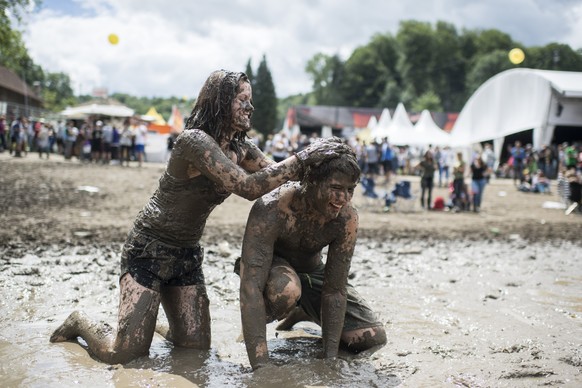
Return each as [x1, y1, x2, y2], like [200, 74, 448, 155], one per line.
[108, 33, 119, 45]
[509, 48, 525, 64]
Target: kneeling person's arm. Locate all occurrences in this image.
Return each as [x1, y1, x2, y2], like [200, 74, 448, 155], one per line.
[240, 202, 278, 369]
[321, 210, 358, 358]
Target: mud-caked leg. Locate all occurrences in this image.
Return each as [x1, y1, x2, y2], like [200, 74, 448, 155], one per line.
[159, 284, 211, 349]
[50, 273, 161, 364]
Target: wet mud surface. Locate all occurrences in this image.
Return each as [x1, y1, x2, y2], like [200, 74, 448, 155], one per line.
[1, 154, 581, 387]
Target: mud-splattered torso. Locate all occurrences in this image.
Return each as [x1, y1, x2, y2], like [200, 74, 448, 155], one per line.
[133, 172, 230, 247]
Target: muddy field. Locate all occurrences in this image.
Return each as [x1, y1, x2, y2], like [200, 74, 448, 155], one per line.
[0, 153, 581, 387]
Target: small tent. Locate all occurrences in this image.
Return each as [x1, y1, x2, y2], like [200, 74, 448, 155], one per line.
[450, 68, 582, 162]
[370, 108, 391, 140]
[142, 107, 167, 125]
[385, 103, 415, 146]
[413, 110, 452, 147]
[167, 105, 185, 134]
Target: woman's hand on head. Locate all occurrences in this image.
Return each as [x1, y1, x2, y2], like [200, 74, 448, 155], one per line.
[295, 137, 352, 168]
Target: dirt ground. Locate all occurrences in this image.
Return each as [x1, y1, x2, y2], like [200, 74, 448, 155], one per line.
[0, 152, 581, 387]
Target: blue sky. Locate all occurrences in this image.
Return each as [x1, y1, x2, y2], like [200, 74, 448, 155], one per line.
[19, 0, 582, 99]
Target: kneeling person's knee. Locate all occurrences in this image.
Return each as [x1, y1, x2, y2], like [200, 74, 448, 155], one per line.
[265, 266, 301, 320]
[342, 325, 387, 353]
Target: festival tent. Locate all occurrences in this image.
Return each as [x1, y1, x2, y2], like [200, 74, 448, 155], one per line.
[167, 105, 185, 134]
[142, 106, 167, 125]
[61, 99, 134, 119]
[449, 68, 582, 162]
[283, 105, 382, 138]
[355, 115, 378, 143]
[370, 107, 391, 140]
[385, 102, 415, 145]
[367, 114, 378, 130]
[412, 109, 452, 147]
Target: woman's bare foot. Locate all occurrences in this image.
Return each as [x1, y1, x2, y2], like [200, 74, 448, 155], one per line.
[50, 311, 83, 342]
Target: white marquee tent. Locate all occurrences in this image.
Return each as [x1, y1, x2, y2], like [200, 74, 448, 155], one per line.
[450, 68, 582, 162]
[367, 115, 378, 130]
[413, 109, 452, 147]
[385, 102, 415, 145]
[61, 100, 135, 119]
[370, 107, 391, 139]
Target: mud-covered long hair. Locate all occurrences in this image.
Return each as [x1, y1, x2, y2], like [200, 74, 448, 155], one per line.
[302, 143, 361, 187]
[185, 70, 250, 159]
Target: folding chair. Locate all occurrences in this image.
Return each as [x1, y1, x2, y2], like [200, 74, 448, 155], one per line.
[384, 180, 417, 212]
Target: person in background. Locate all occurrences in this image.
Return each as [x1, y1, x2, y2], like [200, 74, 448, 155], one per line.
[63, 121, 78, 160]
[452, 151, 467, 211]
[437, 146, 453, 187]
[166, 131, 179, 162]
[36, 121, 51, 159]
[10, 116, 27, 157]
[110, 125, 120, 163]
[511, 140, 525, 185]
[380, 137, 395, 185]
[134, 119, 148, 167]
[364, 140, 380, 180]
[532, 170, 551, 193]
[119, 119, 133, 167]
[482, 143, 496, 182]
[470, 153, 490, 213]
[102, 121, 114, 164]
[49, 69, 348, 365]
[0, 114, 7, 152]
[415, 151, 437, 210]
[238, 147, 386, 370]
[91, 121, 103, 163]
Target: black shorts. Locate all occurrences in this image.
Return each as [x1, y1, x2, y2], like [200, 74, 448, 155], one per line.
[120, 230, 205, 292]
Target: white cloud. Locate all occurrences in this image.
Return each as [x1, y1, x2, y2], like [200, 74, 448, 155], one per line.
[22, 0, 582, 100]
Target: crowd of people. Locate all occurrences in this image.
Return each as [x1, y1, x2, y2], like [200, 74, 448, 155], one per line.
[343, 137, 582, 214]
[0, 114, 149, 167]
[2, 111, 581, 215]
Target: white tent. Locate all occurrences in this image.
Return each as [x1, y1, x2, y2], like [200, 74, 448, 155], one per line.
[61, 100, 134, 119]
[385, 102, 415, 145]
[370, 107, 391, 140]
[412, 109, 452, 147]
[367, 115, 378, 130]
[450, 68, 582, 162]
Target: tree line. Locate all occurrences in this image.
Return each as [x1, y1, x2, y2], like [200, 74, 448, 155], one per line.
[2, 1, 581, 139]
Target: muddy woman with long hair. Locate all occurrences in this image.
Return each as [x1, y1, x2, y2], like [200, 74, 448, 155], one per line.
[50, 69, 347, 364]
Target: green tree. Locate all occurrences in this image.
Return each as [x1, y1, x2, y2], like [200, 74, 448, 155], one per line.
[411, 90, 442, 112]
[305, 53, 345, 105]
[340, 32, 399, 107]
[465, 50, 513, 94]
[474, 29, 514, 55]
[396, 20, 435, 105]
[41, 72, 76, 112]
[245, 58, 254, 84]
[378, 79, 401, 109]
[0, 1, 43, 79]
[526, 43, 582, 71]
[431, 21, 466, 111]
[252, 55, 278, 136]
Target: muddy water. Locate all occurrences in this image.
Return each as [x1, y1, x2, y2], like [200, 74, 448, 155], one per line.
[1, 238, 581, 387]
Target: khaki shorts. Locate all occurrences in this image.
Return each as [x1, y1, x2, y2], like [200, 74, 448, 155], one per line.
[234, 258, 382, 331]
[297, 262, 382, 331]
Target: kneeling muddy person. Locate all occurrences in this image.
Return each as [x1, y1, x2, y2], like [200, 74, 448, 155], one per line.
[238, 146, 387, 370]
[50, 69, 349, 364]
